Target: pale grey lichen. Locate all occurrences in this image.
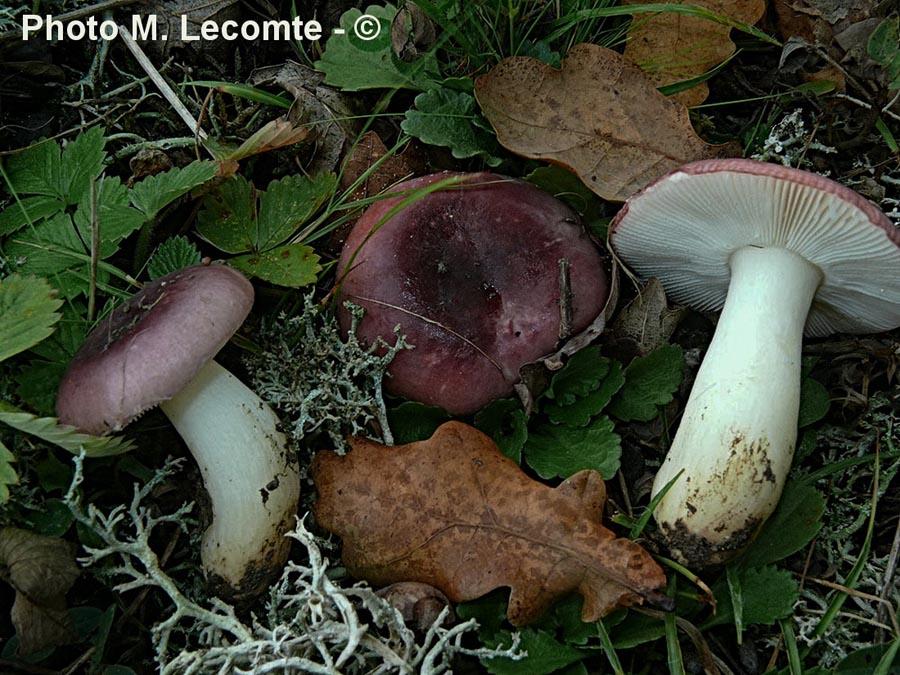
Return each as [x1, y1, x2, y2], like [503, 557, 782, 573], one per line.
[65, 454, 523, 674]
[245, 296, 409, 453]
[750, 108, 837, 168]
[789, 390, 900, 665]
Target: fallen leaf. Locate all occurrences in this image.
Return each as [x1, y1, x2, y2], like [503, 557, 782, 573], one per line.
[0, 527, 80, 654]
[249, 62, 363, 175]
[312, 421, 669, 625]
[212, 110, 311, 178]
[474, 43, 738, 202]
[609, 278, 686, 356]
[623, 0, 767, 106]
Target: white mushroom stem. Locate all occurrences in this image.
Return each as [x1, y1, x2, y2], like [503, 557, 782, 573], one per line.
[159, 360, 300, 596]
[652, 245, 822, 565]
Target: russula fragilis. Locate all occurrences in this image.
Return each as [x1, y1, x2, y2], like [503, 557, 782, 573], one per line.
[336, 172, 609, 415]
[610, 159, 900, 566]
[56, 264, 300, 598]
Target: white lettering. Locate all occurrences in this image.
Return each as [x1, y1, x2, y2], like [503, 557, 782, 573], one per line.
[22, 15, 44, 40]
[181, 14, 200, 41]
[98, 20, 118, 40]
[131, 14, 157, 41]
[46, 15, 64, 40]
[68, 20, 85, 40]
[261, 19, 290, 41]
[304, 19, 322, 40]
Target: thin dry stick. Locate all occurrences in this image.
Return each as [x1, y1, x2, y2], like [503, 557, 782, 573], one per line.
[88, 178, 100, 322]
[806, 576, 900, 637]
[116, 25, 210, 145]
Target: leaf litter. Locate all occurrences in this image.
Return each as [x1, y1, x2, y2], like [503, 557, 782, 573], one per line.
[312, 421, 670, 626]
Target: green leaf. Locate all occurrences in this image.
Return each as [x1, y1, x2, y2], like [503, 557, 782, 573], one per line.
[0, 195, 66, 237]
[256, 173, 337, 250]
[60, 126, 107, 204]
[607, 345, 683, 422]
[525, 415, 621, 479]
[146, 236, 202, 280]
[3, 138, 62, 198]
[518, 40, 561, 68]
[15, 360, 68, 415]
[0, 439, 19, 504]
[401, 87, 501, 164]
[740, 480, 825, 568]
[868, 18, 899, 67]
[229, 243, 321, 287]
[483, 628, 588, 675]
[0, 400, 134, 457]
[545, 346, 608, 404]
[456, 590, 508, 640]
[72, 176, 144, 248]
[710, 566, 799, 628]
[798, 374, 830, 427]
[26, 498, 74, 537]
[130, 160, 217, 220]
[387, 401, 451, 444]
[474, 399, 528, 463]
[315, 4, 440, 91]
[544, 352, 625, 427]
[525, 166, 607, 232]
[8, 178, 144, 297]
[0, 274, 62, 363]
[837, 644, 900, 674]
[196, 176, 257, 253]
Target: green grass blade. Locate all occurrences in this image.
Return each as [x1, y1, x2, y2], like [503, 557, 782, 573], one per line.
[545, 4, 779, 46]
[874, 638, 900, 675]
[664, 577, 685, 675]
[182, 81, 292, 109]
[631, 469, 683, 539]
[780, 618, 803, 674]
[596, 619, 624, 675]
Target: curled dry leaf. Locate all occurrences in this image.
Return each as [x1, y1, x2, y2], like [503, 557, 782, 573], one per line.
[0, 527, 80, 654]
[377, 581, 454, 630]
[623, 0, 767, 107]
[312, 421, 669, 626]
[609, 277, 686, 356]
[474, 43, 739, 202]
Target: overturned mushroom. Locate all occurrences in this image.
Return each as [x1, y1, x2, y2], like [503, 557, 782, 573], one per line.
[57, 264, 300, 598]
[610, 159, 900, 566]
[336, 172, 609, 415]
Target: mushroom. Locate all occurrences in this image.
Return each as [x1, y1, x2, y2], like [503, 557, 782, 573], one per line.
[56, 264, 300, 598]
[336, 172, 609, 416]
[610, 159, 900, 566]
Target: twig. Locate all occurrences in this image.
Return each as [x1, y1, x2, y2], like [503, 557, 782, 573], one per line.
[116, 25, 210, 145]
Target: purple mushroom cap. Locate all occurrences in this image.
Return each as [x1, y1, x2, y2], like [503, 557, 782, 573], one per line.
[336, 172, 609, 415]
[57, 264, 255, 435]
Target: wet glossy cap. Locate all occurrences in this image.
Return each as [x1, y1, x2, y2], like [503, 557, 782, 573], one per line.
[57, 264, 254, 435]
[336, 172, 609, 415]
[610, 159, 900, 337]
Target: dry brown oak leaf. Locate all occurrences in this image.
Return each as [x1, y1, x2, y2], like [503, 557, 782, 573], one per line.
[312, 421, 670, 626]
[623, 0, 767, 107]
[474, 43, 739, 202]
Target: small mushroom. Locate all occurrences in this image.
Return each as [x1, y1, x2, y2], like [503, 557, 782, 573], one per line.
[610, 159, 900, 566]
[56, 264, 300, 598]
[336, 172, 609, 415]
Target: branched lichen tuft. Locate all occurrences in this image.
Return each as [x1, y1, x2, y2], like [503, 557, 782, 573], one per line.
[245, 296, 409, 453]
[790, 390, 900, 665]
[65, 454, 522, 673]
